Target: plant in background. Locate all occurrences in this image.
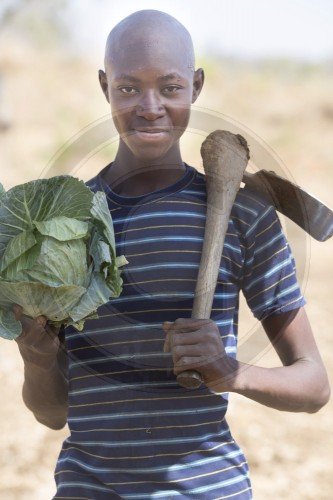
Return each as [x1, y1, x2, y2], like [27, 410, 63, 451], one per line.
[0, 176, 127, 340]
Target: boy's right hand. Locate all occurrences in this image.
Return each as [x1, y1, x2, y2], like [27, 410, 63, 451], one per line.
[13, 304, 62, 371]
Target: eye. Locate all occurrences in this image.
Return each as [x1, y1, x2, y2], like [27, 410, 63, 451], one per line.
[162, 85, 183, 95]
[118, 86, 138, 95]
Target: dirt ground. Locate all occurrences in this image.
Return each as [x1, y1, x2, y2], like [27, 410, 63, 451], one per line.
[0, 42, 333, 499]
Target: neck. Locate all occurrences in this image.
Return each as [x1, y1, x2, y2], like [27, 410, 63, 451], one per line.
[102, 142, 186, 196]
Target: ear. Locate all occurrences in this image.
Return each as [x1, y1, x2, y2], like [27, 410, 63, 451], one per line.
[98, 69, 110, 103]
[192, 68, 204, 103]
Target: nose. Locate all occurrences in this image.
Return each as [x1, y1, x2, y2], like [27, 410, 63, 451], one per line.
[136, 90, 165, 120]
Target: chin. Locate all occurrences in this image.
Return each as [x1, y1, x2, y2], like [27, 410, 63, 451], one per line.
[127, 145, 174, 165]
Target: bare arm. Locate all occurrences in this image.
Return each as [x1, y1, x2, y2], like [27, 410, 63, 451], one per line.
[230, 308, 330, 412]
[164, 307, 330, 413]
[14, 305, 69, 430]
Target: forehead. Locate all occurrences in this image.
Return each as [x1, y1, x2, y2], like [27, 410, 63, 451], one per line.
[114, 47, 192, 76]
[106, 24, 194, 76]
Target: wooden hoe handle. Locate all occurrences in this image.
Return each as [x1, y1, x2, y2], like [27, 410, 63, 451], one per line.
[176, 130, 250, 389]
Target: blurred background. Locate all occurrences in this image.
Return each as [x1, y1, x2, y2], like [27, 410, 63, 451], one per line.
[0, 0, 332, 498]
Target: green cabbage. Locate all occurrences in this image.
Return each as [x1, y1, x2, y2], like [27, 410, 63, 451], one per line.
[0, 176, 127, 340]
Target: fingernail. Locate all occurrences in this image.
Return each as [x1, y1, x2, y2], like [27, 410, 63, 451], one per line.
[36, 316, 47, 328]
[163, 321, 172, 331]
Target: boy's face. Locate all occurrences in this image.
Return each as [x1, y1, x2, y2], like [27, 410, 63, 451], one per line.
[99, 33, 203, 164]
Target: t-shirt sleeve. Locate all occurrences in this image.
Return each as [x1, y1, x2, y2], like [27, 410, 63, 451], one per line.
[242, 204, 306, 320]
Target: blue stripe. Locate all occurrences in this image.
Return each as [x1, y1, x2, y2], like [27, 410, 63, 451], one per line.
[234, 200, 259, 217]
[109, 291, 237, 304]
[112, 211, 206, 225]
[244, 257, 294, 292]
[116, 235, 204, 248]
[245, 206, 273, 237]
[56, 482, 111, 494]
[70, 351, 169, 368]
[248, 232, 284, 262]
[69, 380, 178, 397]
[125, 262, 198, 272]
[67, 322, 162, 340]
[56, 474, 250, 498]
[68, 402, 228, 423]
[66, 426, 230, 448]
[121, 474, 250, 498]
[57, 450, 244, 474]
[251, 283, 302, 313]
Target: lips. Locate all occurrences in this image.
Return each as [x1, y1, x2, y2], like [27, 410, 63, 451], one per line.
[130, 128, 170, 142]
[134, 128, 169, 133]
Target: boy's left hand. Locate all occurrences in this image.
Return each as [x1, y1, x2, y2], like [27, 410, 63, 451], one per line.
[163, 318, 237, 392]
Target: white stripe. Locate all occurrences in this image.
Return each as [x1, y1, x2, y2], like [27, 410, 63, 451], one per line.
[68, 402, 228, 423]
[244, 257, 294, 292]
[67, 426, 230, 448]
[56, 449, 243, 475]
[112, 211, 206, 225]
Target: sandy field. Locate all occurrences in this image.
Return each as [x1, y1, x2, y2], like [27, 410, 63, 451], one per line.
[0, 40, 332, 499]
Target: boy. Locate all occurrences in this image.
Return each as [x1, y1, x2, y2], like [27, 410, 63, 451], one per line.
[15, 10, 330, 499]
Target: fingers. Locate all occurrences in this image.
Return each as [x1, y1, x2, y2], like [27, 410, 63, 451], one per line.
[163, 321, 172, 353]
[162, 318, 237, 391]
[164, 318, 211, 333]
[36, 316, 47, 328]
[162, 318, 225, 375]
[11, 305, 62, 371]
[12, 304, 59, 349]
[163, 318, 216, 349]
[163, 321, 204, 367]
[12, 304, 48, 329]
[163, 319, 204, 353]
[12, 304, 23, 321]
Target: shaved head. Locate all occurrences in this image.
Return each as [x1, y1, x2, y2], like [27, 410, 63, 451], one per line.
[98, 9, 204, 187]
[104, 10, 195, 72]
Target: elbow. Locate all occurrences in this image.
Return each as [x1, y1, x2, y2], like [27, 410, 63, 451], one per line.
[36, 416, 67, 430]
[306, 378, 331, 414]
[36, 418, 66, 431]
[23, 396, 68, 430]
[33, 406, 68, 430]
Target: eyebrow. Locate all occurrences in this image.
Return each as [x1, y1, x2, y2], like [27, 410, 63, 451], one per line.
[115, 72, 184, 83]
[115, 74, 141, 83]
[157, 73, 184, 82]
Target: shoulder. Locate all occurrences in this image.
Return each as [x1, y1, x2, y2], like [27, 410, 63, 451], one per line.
[235, 185, 274, 217]
[85, 174, 102, 193]
[231, 185, 280, 238]
[85, 164, 111, 193]
[197, 168, 276, 223]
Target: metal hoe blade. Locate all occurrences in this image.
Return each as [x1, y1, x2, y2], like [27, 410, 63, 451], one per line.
[242, 170, 333, 242]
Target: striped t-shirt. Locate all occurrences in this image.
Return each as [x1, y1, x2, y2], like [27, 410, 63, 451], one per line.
[54, 165, 305, 499]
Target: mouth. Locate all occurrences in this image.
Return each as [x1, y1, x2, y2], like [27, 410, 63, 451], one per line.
[131, 128, 169, 140]
[135, 127, 169, 133]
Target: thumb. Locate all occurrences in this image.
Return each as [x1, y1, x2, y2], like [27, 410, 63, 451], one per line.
[162, 321, 173, 333]
[12, 304, 23, 321]
[162, 321, 173, 353]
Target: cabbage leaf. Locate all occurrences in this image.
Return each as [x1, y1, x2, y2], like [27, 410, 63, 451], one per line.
[0, 176, 127, 340]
